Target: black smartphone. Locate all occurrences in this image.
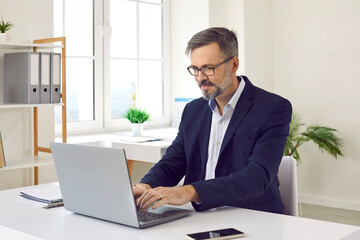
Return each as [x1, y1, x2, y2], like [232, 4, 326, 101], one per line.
[186, 228, 245, 240]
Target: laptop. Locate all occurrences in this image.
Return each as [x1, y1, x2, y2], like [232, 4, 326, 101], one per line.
[50, 142, 192, 228]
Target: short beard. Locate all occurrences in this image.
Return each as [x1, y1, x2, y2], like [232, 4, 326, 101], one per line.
[201, 86, 222, 100]
[200, 68, 232, 101]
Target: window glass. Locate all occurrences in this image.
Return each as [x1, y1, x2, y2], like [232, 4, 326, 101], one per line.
[139, 3, 162, 59]
[66, 58, 94, 122]
[54, 0, 168, 131]
[110, 0, 164, 121]
[54, 0, 95, 125]
[138, 60, 163, 117]
[110, 59, 137, 119]
[53, 0, 63, 38]
[65, 0, 93, 57]
[110, 0, 137, 58]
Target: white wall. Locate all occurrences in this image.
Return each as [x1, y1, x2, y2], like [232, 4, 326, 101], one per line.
[273, 0, 360, 210]
[0, 0, 57, 190]
[0, 0, 54, 42]
[170, 0, 209, 100]
[209, 0, 245, 75]
[243, 0, 274, 91]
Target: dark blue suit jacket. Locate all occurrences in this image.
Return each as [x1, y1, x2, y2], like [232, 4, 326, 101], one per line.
[140, 76, 292, 214]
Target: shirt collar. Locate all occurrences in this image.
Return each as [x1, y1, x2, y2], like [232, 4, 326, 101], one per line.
[208, 76, 245, 112]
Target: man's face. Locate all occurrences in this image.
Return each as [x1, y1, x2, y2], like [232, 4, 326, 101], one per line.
[190, 42, 232, 100]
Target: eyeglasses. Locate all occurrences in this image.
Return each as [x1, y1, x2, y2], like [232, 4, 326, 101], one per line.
[187, 57, 233, 76]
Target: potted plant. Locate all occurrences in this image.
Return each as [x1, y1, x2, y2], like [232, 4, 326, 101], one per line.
[0, 15, 14, 42]
[283, 112, 344, 164]
[124, 107, 150, 136]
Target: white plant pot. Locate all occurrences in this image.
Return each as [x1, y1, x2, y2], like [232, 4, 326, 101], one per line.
[0, 33, 7, 43]
[131, 123, 144, 137]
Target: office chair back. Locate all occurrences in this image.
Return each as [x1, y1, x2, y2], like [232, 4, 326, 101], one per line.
[278, 156, 298, 216]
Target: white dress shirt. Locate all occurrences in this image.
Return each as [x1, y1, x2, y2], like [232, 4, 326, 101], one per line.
[205, 78, 246, 180]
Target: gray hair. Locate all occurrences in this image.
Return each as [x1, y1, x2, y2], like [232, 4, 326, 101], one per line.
[185, 27, 238, 58]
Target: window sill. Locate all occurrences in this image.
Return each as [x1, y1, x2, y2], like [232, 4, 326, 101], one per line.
[55, 126, 178, 145]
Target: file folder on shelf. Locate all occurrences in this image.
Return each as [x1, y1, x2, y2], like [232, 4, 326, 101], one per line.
[50, 53, 61, 103]
[3, 52, 40, 104]
[40, 52, 51, 103]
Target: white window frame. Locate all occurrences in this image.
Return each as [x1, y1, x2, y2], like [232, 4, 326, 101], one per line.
[55, 0, 171, 135]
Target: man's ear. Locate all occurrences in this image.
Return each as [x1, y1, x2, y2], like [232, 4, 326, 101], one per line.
[231, 56, 239, 73]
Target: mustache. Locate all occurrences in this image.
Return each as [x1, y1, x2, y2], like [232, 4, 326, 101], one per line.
[198, 80, 214, 87]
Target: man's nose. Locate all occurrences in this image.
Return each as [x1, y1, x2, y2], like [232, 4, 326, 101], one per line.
[195, 70, 207, 82]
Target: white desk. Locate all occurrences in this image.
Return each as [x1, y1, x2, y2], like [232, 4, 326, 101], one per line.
[1, 183, 359, 240]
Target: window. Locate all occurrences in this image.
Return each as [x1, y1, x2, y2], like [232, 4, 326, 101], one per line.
[54, 0, 170, 134]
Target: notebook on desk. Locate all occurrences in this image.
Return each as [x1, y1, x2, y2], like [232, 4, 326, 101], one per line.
[50, 142, 192, 228]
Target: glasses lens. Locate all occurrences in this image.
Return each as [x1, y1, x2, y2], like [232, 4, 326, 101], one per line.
[187, 67, 215, 76]
[202, 67, 214, 76]
[188, 67, 198, 76]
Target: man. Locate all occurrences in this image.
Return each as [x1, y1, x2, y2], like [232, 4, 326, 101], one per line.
[133, 27, 292, 214]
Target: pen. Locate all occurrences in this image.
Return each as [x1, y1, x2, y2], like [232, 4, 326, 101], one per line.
[43, 202, 64, 209]
[146, 139, 162, 142]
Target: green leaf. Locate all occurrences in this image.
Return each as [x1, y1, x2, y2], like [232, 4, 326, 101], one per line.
[284, 112, 345, 164]
[301, 125, 344, 159]
[124, 107, 150, 123]
[0, 16, 14, 33]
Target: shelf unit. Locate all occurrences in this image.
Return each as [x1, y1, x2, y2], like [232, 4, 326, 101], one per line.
[0, 37, 67, 185]
[0, 155, 53, 172]
[0, 103, 63, 109]
[0, 42, 63, 50]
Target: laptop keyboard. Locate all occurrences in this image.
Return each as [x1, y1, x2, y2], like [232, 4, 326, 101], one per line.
[137, 211, 167, 222]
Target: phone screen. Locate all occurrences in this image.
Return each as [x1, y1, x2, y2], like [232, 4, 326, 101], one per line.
[186, 228, 245, 240]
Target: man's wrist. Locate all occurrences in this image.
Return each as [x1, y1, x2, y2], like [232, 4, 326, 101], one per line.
[184, 184, 200, 203]
[135, 183, 152, 190]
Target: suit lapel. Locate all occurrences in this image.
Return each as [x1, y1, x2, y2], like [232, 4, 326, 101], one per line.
[218, 76, 255, 158]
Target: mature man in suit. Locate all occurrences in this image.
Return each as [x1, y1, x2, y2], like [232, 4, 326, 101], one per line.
[133, 27, 292, 214]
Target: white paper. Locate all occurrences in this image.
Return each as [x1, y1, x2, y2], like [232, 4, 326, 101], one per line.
[19, 183, 62, 202]
[116, 136, 162, 143]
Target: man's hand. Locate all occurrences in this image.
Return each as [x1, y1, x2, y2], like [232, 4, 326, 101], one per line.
[136, 185, 200, 210]
[133, 183, 152, 199]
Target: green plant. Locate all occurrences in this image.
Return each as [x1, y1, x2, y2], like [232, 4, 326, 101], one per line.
[0, 16, 14, 33]
[284, 112, 344, 163]
[124, 107, 150, 124]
